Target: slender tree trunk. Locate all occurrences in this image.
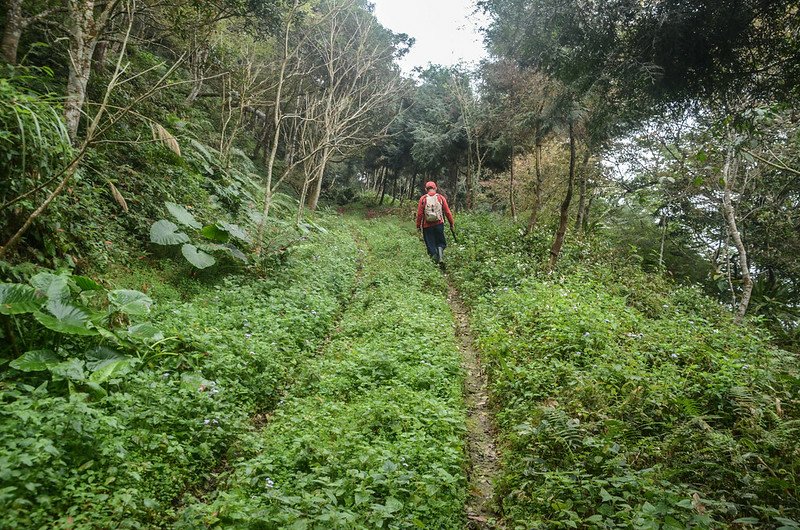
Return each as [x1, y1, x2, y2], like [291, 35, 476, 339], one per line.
[658, 212, 668, 269]
[548, 121, 576, 270]
[721, 143, 752, 322]
[526, 138, 544, 234]
[582, 192, 593, 231]
[308, 146, 330, 211]
[390, 169, 397, 204]
[465, 159, 474, 210]
[379, 167, 388, 205]
[509, 145, 517, 221]
[65, 0, 110, 143]
[575, 150, 590, 231]
[2, 0, 24, 65]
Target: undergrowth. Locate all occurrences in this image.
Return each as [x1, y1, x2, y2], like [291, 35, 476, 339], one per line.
[176, 218, 468, 529]
[448, 214, 800, 529]
[0, 224, 358, 528]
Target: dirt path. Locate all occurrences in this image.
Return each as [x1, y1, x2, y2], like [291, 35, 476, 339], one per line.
[447, 282, 503, 529]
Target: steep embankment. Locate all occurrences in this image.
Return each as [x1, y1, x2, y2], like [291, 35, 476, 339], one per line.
[447, 214, 800, 529]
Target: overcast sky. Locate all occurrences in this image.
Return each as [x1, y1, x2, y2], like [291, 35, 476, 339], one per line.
[370, 0, 489, 75]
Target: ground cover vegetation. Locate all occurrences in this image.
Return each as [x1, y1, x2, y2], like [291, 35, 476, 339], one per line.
[177, 219, 467, 529]
[2, 0, 800, 528]
[448, 215, 800, 528]
[1, 226, 358, 527]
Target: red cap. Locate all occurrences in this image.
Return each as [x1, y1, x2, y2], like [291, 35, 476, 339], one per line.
[425, 181, 437, 190]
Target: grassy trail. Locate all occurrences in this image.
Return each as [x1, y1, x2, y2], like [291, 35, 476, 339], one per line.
[178, 216, 472, 528]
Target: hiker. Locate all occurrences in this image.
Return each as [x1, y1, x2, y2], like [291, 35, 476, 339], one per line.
[416, 181, 455, 263]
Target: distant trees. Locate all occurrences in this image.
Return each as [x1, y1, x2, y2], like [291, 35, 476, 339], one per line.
[478, 0, 800, 323]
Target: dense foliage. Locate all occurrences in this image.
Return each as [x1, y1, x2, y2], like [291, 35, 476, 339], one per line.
[448, 214, 800, 529]
[177, 220, 467, 528]
[1, 226, 358, 528]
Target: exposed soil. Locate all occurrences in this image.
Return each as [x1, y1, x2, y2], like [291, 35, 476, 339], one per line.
[447, 282, 503, 529]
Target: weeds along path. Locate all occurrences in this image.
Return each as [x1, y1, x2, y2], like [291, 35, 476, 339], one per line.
[177, 218, 468, 529]
[447, 282, 503, 530]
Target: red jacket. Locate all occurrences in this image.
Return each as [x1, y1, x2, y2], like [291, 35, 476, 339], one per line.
[416, 192, 455, 229]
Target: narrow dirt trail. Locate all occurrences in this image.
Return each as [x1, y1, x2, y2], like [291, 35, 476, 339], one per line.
[447, 282, 503, 529]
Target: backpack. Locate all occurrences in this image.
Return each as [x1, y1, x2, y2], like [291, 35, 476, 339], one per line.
[424, 194, 443, 223]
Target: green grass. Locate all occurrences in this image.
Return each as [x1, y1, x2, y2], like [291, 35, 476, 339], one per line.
[448, 214, 800, 529]
[0, 225, 358, 528]
[177, 218, 468, 529]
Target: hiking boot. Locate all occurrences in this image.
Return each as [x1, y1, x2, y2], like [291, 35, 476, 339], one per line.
[437, 246, 444, 263]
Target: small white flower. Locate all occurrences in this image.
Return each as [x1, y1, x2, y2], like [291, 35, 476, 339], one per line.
[265, 477, 275, 488]
[742, 364, 750, 370]
[245, 333, 252, 339]
[670, 353, 679, 360]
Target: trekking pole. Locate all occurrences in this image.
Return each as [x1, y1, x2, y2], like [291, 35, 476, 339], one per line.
[450, 225, 458, 244]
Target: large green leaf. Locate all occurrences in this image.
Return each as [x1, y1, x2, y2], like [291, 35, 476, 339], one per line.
[218, 222, 252, 243]
[203, 243, 248, 263]
[200, 224, 230, 243]
[127, 323, 165, 342]
[34, 301, 98, 335]
[150, 220, 189, 245]
[181, 244, 216, 269]
[165, 202, 202, 229]
[50, 359, 86, 381]
[73, 275, 103, 292]
[89, 358, 134, 383]
[0, 283, 44, 314]
[29, 272, 70, 301]
[9, 350, 60, 372]
[108, 289, 153, 316]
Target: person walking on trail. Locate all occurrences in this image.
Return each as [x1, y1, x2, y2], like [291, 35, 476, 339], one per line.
[416, 181, 455, 264]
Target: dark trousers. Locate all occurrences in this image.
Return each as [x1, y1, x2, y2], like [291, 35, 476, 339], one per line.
[423, 223, 447, 261]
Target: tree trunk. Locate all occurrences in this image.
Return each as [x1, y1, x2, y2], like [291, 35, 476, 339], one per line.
[2, 0, 24, 65]
[525, 138, 544, 234]
[390, 169, 397, 205]
[548, 121, 576, 270]
[465, 160, 474, 210]
[575, 150, 590, 231]
[307, 146, 330, 211]
[65, 1, 101, 142]
[92, 40, 108, 73]
[721, 144, 752, 322]
[509, 145, 517, 221]
[379, 167, 387, 205]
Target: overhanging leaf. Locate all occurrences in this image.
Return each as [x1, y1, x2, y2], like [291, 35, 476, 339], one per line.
[181, 244, 216, 269]
[150, 220, 189, 245]
[0, 283, 45, 314]
[165, 202, 201, 229]
[34, 301, 98, 335]
[9, 350, 60, 372]
[108, 289, 153, 316]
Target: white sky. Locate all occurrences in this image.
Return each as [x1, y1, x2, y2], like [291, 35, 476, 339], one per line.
[370, 0, 489, 75]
